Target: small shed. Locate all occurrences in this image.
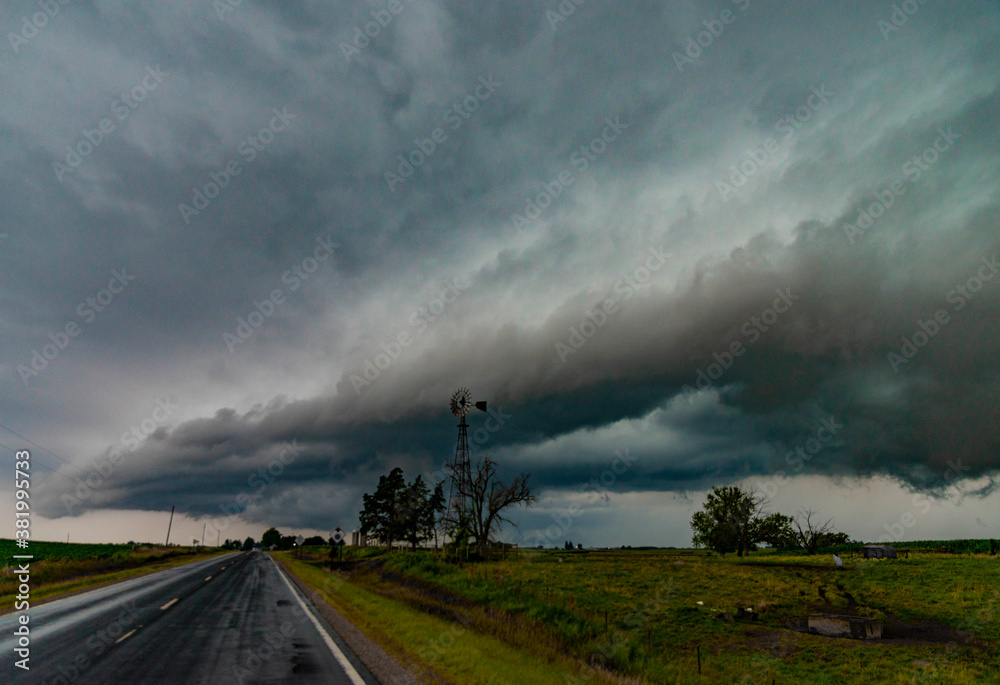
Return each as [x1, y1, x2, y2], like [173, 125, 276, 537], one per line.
[863, 545, 897, 559]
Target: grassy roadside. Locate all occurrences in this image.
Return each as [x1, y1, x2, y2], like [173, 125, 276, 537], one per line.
[0, 549, 230, 613]
[275, 552, 614, 685]
[288, 547, 997, 685]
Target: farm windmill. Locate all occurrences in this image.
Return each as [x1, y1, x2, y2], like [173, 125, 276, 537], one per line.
[446, 387, 487, 531]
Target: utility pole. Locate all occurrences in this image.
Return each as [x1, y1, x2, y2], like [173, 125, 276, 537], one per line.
[165, 505, 175, 546]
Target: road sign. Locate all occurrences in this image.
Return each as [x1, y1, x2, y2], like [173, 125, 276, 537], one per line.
[295, 535, 305, 546]
[331, 527, 346, 544]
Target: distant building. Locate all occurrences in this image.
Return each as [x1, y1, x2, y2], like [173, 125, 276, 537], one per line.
[350, 530, 368, 547]
[863, 544, 897, 559]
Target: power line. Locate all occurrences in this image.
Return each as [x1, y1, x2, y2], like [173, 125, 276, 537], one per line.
[0, 421, 90, 476]
[0, 423, 144, 511]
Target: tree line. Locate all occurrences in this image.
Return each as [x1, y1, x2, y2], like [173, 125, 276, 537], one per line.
[690, 485, 851, 556]
[358, 455, 535, 557]
[220, 537, 255, 551]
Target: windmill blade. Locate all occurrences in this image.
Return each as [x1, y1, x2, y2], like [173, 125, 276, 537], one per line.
[450, 387, 472, 417]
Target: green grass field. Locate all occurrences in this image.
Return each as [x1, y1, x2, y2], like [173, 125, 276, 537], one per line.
[295, 545, 999, 685]
[279, 552, 587, 685]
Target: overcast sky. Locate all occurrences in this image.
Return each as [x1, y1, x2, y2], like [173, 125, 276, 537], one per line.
[2, 1, 998, 548]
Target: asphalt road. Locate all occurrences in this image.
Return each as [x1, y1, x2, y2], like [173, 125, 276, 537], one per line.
[3, 550, 380, 684]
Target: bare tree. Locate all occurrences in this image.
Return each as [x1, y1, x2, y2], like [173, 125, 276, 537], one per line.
[446, 455, 535, 557]
[793, 509, 835, 555]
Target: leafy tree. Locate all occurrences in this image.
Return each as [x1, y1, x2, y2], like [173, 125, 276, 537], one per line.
[303, 535, 326, 546]
[757, 512, 797, 549]
[242, 536, 255, 551]
[564, 540, 574, 550]
[424, 481, 446, 549]
[691, 509, 736, 555]
[399, 475, 431, 550]
[359, 469, 447, 551]
[402, 477, 445, 550]
[359, 467, 407, 550]
[261, 527, 281, 549]
[818, 531, 851, 548]
[690, 486, 766, 557]
[692, 492, 852, 556]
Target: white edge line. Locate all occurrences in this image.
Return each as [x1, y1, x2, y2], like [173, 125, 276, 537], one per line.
[160, 598, 179, 610]
[269, 555, 367, 685]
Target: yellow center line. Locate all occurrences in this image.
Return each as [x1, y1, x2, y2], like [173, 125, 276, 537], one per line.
[114, 629, 136, 644]
[205, 576, 212, 581]
[160, 598, 179, 610]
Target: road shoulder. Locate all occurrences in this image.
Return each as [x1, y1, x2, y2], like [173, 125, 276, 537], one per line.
[276, 556, 423, 685]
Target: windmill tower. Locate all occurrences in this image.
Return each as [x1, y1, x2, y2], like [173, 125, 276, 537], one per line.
[446, 388, 487, 529]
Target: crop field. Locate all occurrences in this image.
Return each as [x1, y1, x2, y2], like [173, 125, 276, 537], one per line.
[291, 545, 1000, 685]
[0, 538, 215, 609]
[0, 539, 151, 565]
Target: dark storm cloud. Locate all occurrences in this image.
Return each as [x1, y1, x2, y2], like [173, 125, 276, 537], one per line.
[35, 188, 1000, 519]
[3, 2, 998, 535]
